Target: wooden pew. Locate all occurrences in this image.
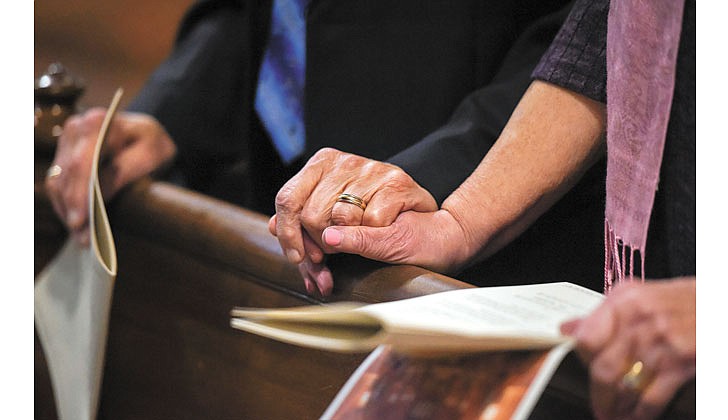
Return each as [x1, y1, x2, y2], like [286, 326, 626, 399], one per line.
[32, 65, 694, 420]
[35, 179, 474, 419]
[35, 179, 695, 419]
[103, 179, 473, 419]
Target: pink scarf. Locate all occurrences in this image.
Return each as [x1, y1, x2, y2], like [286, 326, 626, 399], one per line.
[604, 0, 685, 292]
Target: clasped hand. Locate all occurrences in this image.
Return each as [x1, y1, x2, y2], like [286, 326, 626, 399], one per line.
[268, 147, 471, 296]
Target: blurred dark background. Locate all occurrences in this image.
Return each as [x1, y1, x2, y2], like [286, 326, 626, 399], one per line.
[35, 0, 195, 109]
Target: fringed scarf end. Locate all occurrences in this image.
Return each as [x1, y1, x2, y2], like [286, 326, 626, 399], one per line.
[604, 219, 645, 294]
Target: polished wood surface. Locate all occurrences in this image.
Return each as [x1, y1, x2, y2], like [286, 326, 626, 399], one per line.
[34, 179, 476, 420]
[34, 180, 695, 419]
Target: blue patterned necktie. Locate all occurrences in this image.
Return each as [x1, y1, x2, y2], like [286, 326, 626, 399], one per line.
[255, 0, 307, 164]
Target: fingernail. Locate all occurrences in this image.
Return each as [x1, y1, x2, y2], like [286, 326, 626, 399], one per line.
[286, 248, 301, 263]
[323, 228, 342, 246]
[67, 210, 82, 228]
[560, 319, 581, 336]
[304, 279, 314, 294]
[316, 271, 334, 297]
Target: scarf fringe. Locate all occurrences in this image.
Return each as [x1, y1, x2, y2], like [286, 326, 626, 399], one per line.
[604, 219, 645, 293]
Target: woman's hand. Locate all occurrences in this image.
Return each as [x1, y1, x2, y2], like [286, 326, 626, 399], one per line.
[561, 278, 696, 420]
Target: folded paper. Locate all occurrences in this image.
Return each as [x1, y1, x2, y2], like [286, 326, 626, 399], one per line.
[35, 89, 122, 420]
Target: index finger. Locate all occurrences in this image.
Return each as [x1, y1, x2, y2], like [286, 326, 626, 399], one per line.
[274, 151, 332, 263]
[45, 114, 98, 237]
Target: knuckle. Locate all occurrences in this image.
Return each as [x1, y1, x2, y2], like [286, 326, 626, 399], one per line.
[590, 358, 620, 386]
[276, 224, 300, 243]
[82, 108, 108, 125]
[300, 205, 326, 228]
[315, 147, 336, 157]
[363, 207, 389, 227]
[338, 153, 366, 172]
[134, 112, 156, 126]
[382, 164, 404, 178]
[274, 185, 302, 214]
[62, 114, 83, 133]
[311, 147, 340, 163]
[383, 169, 414, 190]
[330, 209, 358, 227]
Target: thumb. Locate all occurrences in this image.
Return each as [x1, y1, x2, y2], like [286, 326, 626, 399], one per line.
[560, 318, 583, 336]
[322, 224, 412, 264]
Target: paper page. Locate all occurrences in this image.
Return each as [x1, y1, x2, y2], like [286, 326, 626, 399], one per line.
[35, 88, 122, 420]
[360, 282, 603, 341]
[231, 282, 603, 354]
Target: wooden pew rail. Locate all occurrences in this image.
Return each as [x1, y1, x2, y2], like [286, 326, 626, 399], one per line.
[36, 179, 475, 420]
[35, 179, 695, 419]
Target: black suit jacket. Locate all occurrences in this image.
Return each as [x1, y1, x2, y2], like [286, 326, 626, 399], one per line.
[129, 0, 606, 291]
[130, 0, 570, 207]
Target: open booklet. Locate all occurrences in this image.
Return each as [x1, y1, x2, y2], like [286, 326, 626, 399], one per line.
[231, 282, 604, 419]
[230, 281, 603, 355]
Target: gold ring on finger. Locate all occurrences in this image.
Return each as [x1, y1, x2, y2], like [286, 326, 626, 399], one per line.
[336, 193, 367, 211]
[621, 360, 649, 392]
[46, 164, 63, 179]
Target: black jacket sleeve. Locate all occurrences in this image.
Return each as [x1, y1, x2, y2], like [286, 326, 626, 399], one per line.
[126, 0, 261, 191]
[387, 3, 573, 205]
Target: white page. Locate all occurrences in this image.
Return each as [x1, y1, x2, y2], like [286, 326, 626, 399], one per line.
[359, 282, 603, 340]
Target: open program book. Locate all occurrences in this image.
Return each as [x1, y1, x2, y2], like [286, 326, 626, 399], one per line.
[231, 282, 604, 419]
[230, 282, 603, 355]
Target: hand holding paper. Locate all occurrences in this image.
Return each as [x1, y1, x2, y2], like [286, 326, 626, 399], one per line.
[35, 89, 122, 420]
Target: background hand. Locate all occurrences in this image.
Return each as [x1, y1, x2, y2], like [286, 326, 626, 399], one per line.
[45, 109, 176, 246]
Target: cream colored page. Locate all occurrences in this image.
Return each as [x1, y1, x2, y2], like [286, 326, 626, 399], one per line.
[359, 282, 603, 340]
[35, 88, 122, 420]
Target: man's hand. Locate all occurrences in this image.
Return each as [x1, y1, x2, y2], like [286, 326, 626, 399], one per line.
[269, 148, 438, 295]
[45, 109, 176, 245]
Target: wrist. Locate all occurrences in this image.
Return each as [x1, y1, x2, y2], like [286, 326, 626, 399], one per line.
[426, 209, 482, 274]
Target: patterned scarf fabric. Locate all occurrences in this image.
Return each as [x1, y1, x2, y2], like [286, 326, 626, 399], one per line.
[604, 0, 686, 291]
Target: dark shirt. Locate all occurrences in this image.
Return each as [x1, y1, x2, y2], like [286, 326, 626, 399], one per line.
[532, 0, 695, 278]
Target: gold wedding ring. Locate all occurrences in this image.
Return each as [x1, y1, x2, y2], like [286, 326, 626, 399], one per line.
[336, 193, 367, 210]
[622, 360, 648, 392]
[46, 164, 63, 179]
